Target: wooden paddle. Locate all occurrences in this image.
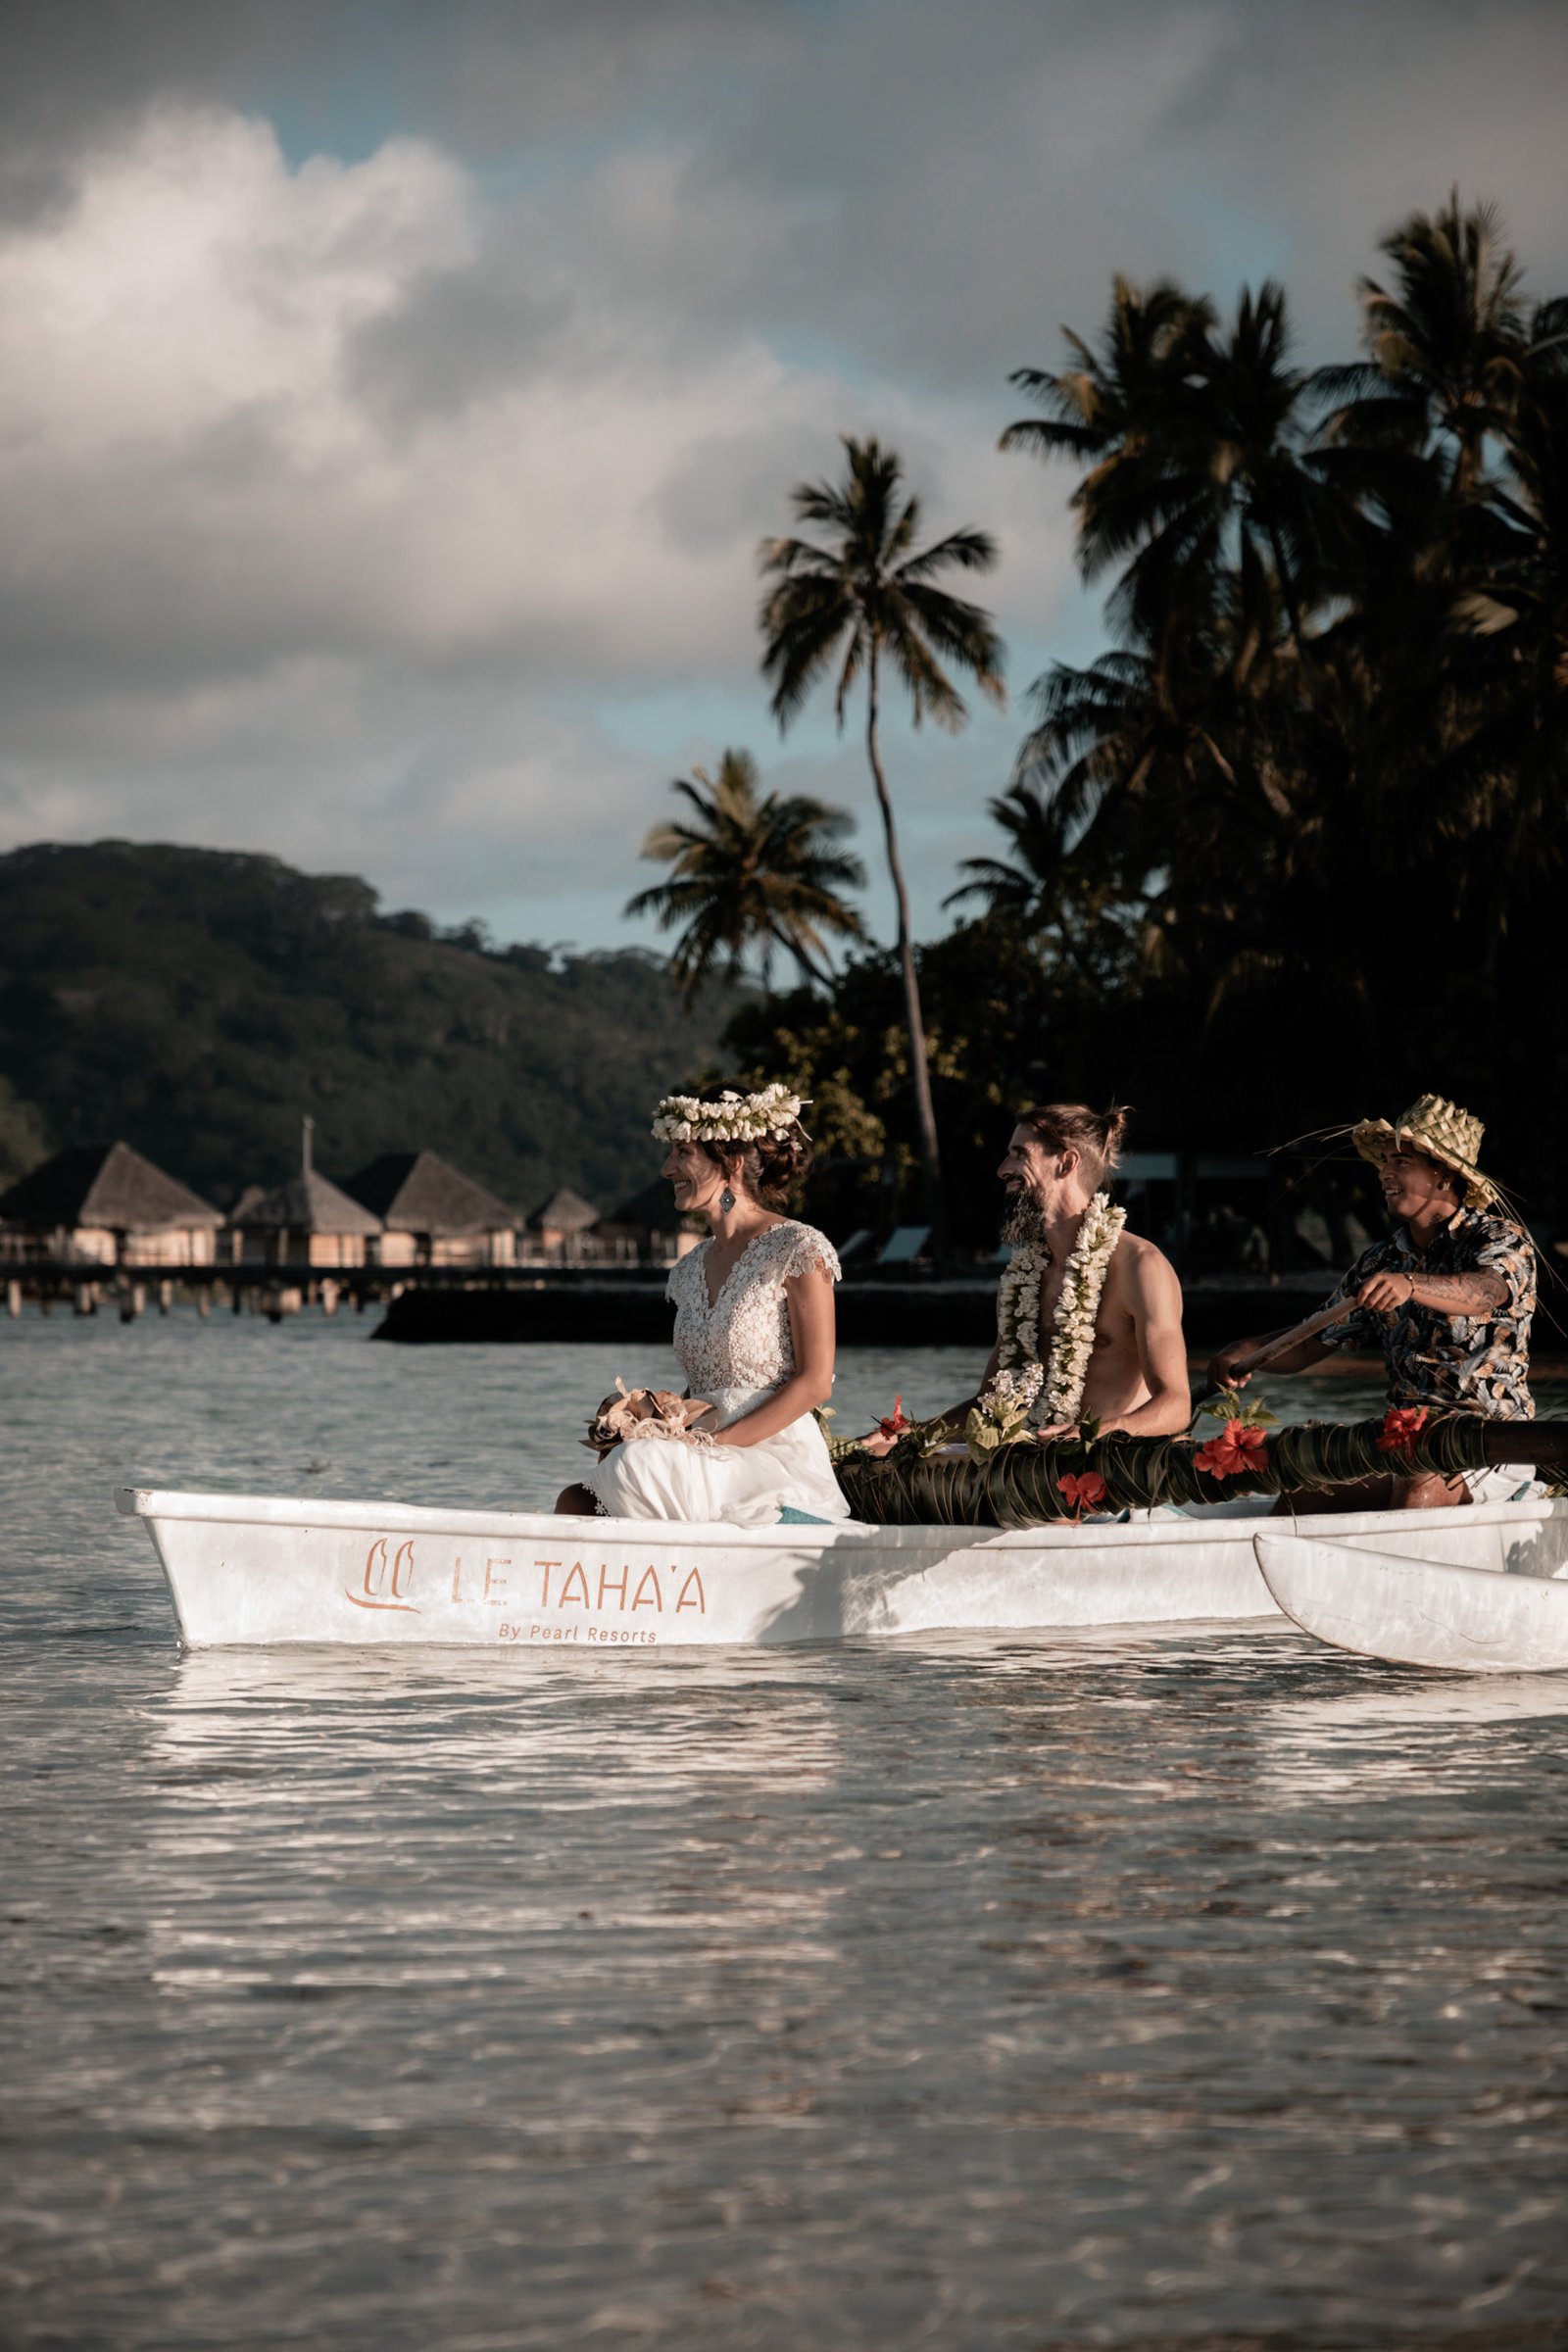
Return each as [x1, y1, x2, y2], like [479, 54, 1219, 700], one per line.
[1194, 1310, 1568, 1477]
[1195, 1301, 1348, 1404]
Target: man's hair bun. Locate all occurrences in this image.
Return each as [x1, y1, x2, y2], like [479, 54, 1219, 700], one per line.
[1017, 1101, 1132, 1185]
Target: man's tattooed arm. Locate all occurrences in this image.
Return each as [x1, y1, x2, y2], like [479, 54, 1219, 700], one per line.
[1409, 1270, 1508, 1314]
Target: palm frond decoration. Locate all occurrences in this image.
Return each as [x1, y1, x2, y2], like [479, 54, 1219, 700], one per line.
[835, 1414, 1503, 1529]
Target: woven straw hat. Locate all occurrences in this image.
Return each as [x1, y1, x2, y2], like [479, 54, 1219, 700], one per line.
[1350, 1093, 1497, 1206]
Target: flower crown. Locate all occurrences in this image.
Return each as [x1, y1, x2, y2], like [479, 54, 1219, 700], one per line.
[651, 1083, 808, 1144]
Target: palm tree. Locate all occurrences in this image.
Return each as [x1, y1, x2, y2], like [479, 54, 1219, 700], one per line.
[1004, 278, 1334, 670]
[944, 778, 1137, 995]
[999, 273, 1209, 485]
[1011, 634, 1241, 952]
[625, 748, 866, 1004]
[1442, 345, 1568, 947]
[759, 435, 1004, 1237]
[1315, 191, 1529, 495]
[946, 777, 1075, 927]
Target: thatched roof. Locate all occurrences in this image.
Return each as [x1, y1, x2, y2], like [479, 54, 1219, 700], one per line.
[527, 1186, 600, 1235]
[229, 1166, 382, 1237]
[343, 1151, 518, 1235]
[0, 1142, 222, 1232]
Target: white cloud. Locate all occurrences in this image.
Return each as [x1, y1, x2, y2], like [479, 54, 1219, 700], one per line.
[0, 98, 1072, 944]
[0, 107, 800, 678]
[2, 0, 1566, 953]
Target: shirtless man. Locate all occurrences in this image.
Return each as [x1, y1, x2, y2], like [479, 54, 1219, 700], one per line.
[924, 1102, 1191, 1443]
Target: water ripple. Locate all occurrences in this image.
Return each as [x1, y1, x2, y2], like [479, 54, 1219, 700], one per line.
[3, 1317, 1567, 2347]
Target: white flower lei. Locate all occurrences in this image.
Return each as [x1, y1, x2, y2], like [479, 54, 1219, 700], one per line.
[651, 1082, 807, 1144]
[989, 1191, 1127, 1427]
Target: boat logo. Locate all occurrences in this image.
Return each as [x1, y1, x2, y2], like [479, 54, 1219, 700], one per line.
[347, 1536, 419, 1613]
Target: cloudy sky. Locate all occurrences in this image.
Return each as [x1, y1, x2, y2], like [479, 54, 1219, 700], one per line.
[4, 0, 1566, 955]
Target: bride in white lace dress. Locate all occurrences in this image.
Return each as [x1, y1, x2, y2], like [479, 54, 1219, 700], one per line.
[556, 1086, 850, 1528]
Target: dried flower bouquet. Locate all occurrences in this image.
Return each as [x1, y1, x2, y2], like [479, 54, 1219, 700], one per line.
[583, 1379, 717, 1455]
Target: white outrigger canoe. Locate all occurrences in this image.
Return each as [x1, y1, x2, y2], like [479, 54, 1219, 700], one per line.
[118, 1485, 1568, 1651]
[1255, 1529, 1568, 1673]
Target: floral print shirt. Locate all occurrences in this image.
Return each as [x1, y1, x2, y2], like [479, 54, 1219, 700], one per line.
[1318, 1206, 1537, 1420]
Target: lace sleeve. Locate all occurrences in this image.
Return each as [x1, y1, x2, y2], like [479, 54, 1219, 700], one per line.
[665, 1248, 702, 1308]
[775, 1222, 842, 1286]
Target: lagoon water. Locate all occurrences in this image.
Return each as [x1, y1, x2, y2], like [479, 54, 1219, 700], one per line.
[3, 1310, 1567, 2350]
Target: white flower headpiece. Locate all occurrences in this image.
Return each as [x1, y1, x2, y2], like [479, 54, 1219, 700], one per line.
[651, 1082, 808, 1145]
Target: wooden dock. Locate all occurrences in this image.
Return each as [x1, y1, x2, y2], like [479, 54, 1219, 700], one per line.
[2, 1259, 1333, 1344]
[368, 1272, 1345, 1350]
[2, 1263, 383, 1324]
[10, 1263, 1559, 1356]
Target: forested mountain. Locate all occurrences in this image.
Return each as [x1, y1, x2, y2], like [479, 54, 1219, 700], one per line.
[0, 843, 741, 1208]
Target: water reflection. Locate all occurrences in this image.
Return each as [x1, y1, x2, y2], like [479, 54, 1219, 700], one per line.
[1254, 1668, 1568, 1801]
[8, 1323, 1568, 2346]
[155, 1642, 854, 1788]
[8, 1624, 1568, 2346]
[141, 1646, 854, 2026]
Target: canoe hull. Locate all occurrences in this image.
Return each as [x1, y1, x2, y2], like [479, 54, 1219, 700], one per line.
[1254, 1530, 1568, 1673]
[117, 1487, 1568, 1649]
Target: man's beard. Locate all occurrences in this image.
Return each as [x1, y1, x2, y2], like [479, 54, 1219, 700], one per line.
[1001, 1194, 1045, 1246]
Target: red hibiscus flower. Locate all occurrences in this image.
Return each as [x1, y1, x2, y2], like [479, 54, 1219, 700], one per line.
[1377, 1404, 1429, 1460]
[1058, 1469, 1108, 1518]
[1195, 1422, 1270, 1481]
[877, 1395, 911, 1441]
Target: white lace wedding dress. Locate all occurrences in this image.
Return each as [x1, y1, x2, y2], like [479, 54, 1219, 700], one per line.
[582, 1220, 851, 1527]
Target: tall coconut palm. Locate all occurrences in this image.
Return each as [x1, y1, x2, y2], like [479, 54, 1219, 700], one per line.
[1000, 274, 1209, 481]
[759, 435, 1004, 1237]
[625, 748, 866, 1004]
[1012, 635, 1242, 945]
[945, 777, 1075, 928]
[1004, 278, 1334, 669]
[1315, 191, 1529, 495]
[944, 779, 1137, 995]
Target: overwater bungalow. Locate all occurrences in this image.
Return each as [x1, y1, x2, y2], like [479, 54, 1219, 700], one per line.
[526, 1186, 608, 1264]
[0, 1142, 223, 1266]
[342, 1151, 519, 1268]
[595, 1177, 700, 1267]
[228, 1124, 382, 1269]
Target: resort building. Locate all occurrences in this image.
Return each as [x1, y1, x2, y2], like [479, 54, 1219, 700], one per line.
[525, 1186, 611, 1263]
[341, 1151, 519, 1268]
[595, 1178, 700, 1267]
[228, 1124, 382, 1269]
[0, 1142, 224, 1266]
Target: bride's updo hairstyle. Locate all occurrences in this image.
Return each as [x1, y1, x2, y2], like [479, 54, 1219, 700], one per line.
[698, 1122, 812, 1211]
[1017, 1102, 1130, 1191]
[651, 1084, 813, 1210]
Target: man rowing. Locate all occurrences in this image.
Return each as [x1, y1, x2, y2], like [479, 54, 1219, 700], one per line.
[1208, 1094, 1537, 1511]
[881, 1102, 1190, 1451]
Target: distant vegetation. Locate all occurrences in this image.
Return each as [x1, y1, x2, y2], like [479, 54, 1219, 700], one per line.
[664, 191, 1568, 1245]
[0, 842, 742, 1209]
[8, 193, 1562, 1256]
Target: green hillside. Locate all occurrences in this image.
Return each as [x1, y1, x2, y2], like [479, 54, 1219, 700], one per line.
[0, 842, 741, 1210]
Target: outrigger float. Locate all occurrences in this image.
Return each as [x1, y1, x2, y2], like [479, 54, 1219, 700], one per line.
[118, 1415, 1568, 1663]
